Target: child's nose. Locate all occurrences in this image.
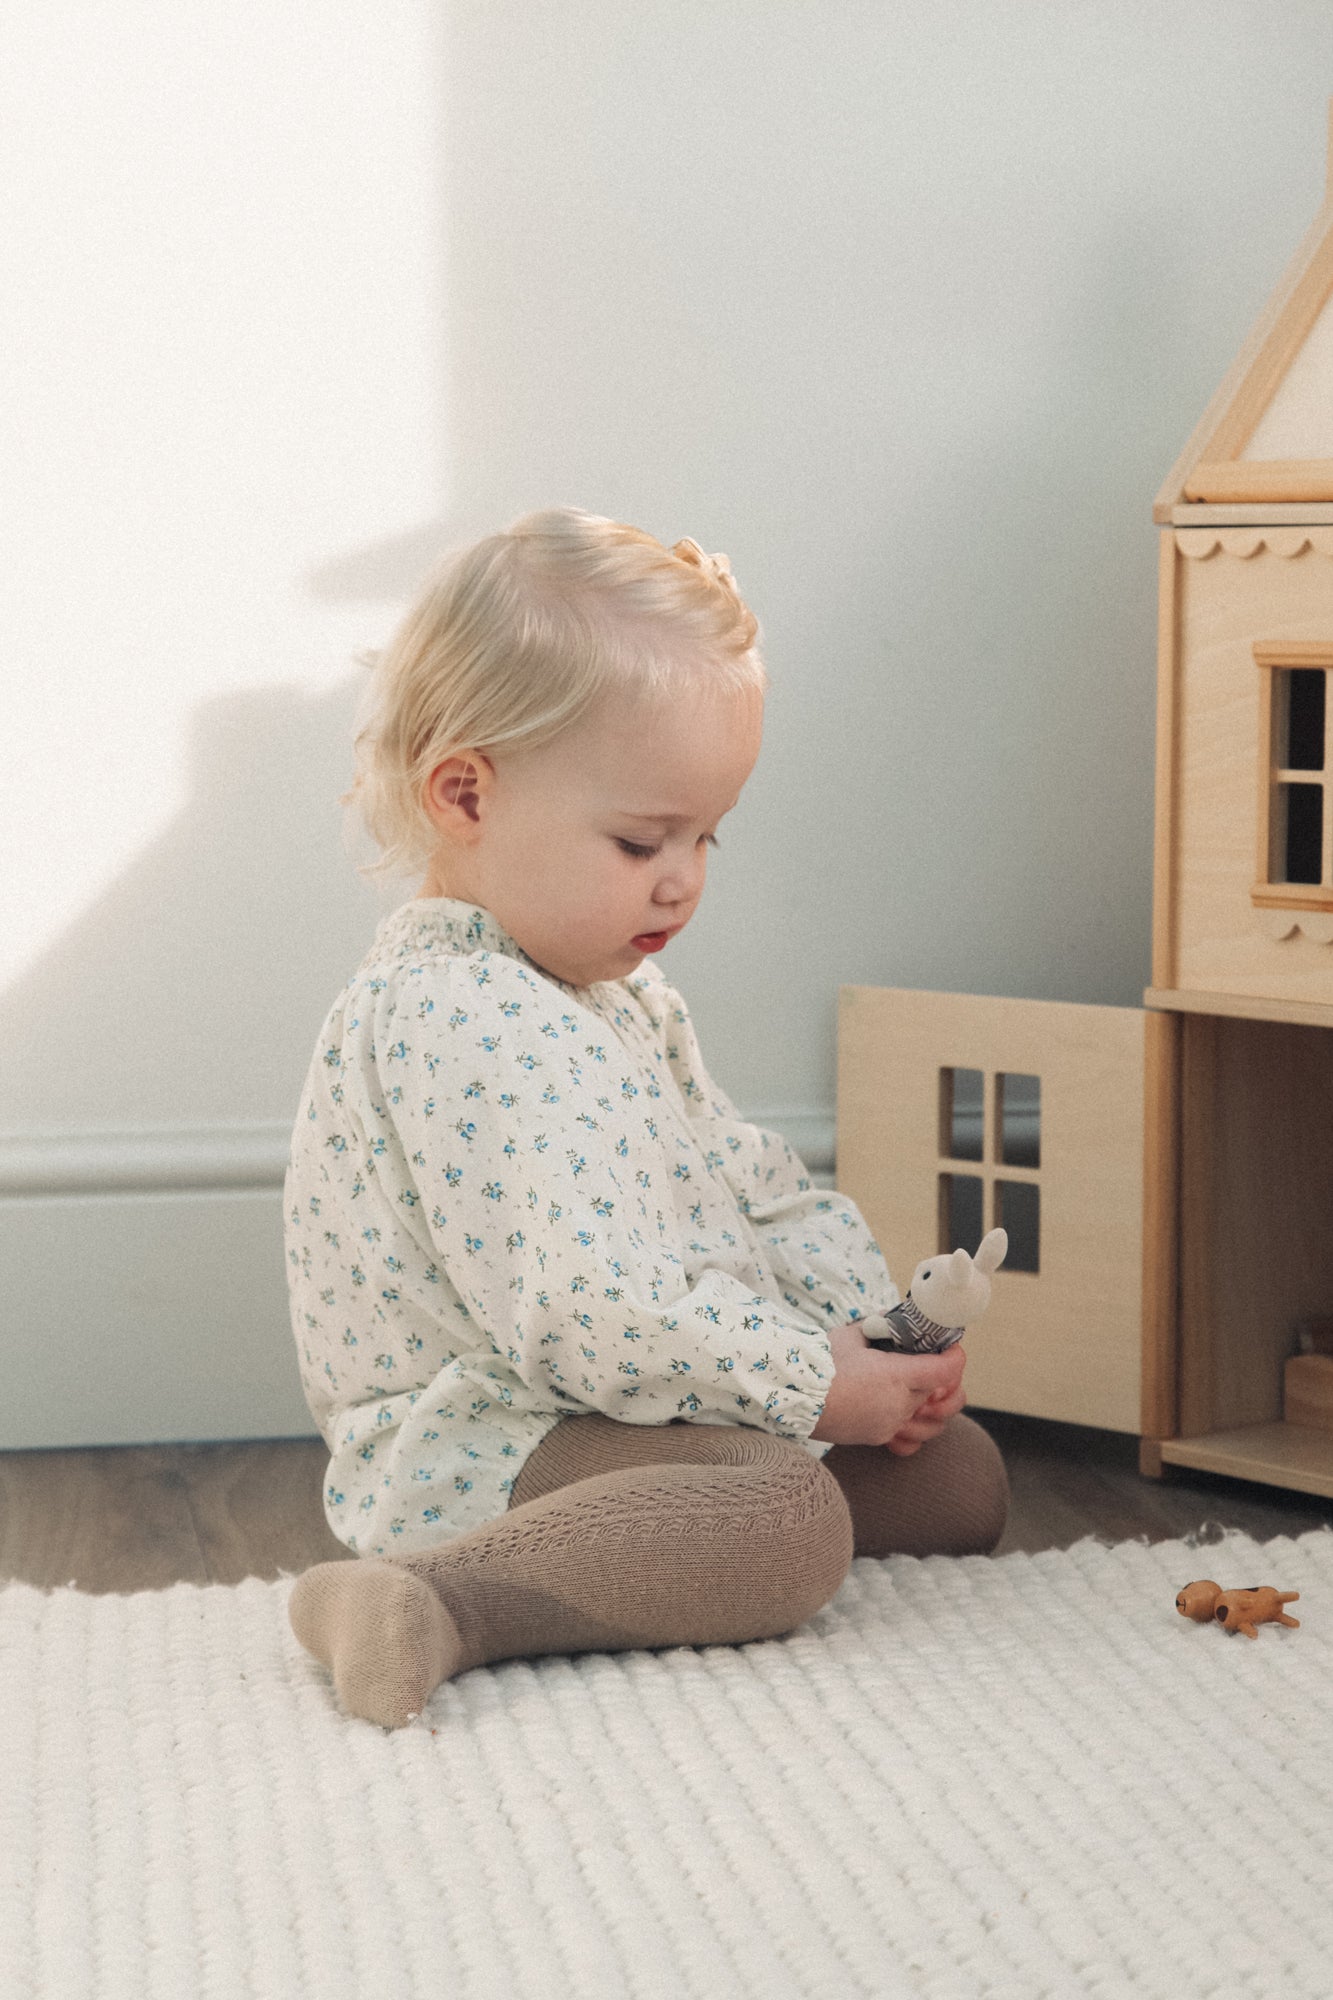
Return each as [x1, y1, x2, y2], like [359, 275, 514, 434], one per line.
[655, 847, 706, 906]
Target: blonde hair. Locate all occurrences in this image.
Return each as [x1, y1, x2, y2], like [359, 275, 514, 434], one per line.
[345, 506, 767, 879]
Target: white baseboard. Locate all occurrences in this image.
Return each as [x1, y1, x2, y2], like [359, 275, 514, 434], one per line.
[0, 1186, 312, 1450]
[0, 1109, 836, 1449]
[0, 1123, 295, 1197]
[0, 1110, 833, 1198]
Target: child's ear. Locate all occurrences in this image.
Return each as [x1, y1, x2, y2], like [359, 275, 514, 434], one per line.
[424, 753, 494, 836]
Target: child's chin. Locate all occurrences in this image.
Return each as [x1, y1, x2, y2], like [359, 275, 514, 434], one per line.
[605, 943, 650, 980]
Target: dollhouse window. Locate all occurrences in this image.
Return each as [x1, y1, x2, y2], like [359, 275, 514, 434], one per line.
[942, 1171, 984, 1257]
[995, 1179, 1040, 1272]
[1253, 644, 1333, 910]
[946, 1067, 984, 1159]
[999, 1072, 1040, 1167]
[939, 1068, 1039, 1272]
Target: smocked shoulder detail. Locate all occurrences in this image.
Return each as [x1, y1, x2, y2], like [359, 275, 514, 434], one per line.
[358, 899, 537, 975]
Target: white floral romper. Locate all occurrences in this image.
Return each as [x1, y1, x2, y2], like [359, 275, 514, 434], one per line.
[284, 899, 900, 1556]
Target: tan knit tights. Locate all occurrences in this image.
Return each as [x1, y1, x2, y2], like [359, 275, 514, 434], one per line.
[288, 1412, 1008, 1729]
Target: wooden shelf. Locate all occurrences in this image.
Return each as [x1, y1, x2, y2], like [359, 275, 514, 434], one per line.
[1160, 1422, 1333, 1500]
[1144, 987, 1333, 1031]
[1168, 502, 1333, 525]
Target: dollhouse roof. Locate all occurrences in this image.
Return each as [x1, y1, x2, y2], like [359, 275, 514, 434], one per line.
[1155, 103, 1333, 523]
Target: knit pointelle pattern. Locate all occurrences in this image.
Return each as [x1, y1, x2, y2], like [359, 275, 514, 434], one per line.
[447, 1452, 844, 1567]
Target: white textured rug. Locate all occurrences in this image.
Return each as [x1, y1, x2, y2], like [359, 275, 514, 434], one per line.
[4, 1528, 1332, 2000]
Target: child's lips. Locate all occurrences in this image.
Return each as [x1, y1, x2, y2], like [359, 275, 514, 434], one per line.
[632, 928, 676, 951]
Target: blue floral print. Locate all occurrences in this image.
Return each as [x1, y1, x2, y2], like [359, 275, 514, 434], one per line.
[284, 900, 899, 1555]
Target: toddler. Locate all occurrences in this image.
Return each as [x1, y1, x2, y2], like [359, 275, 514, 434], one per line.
[286, 507, 1009, 1726]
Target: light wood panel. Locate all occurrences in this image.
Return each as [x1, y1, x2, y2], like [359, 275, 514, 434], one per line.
[1185, 460, 1333, 504]
[1285, 1353, 1333, 1431]
[1139, 1008, 1181, 1441]
[1160, 1421, 1333, 1500]
[1177, 1013, 1333, 1437]
[1171, 504, 1333, 526]
[837, 987, 1148, 1433]
[1144, 985, 1333, 1029]
[1152, 531, 1181, 989]
[1167, 542, 1333, 1008]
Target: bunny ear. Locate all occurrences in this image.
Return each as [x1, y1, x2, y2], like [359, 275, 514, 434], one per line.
[974, 1228, 1008, 1275]
[949, 1247, 971, 1283]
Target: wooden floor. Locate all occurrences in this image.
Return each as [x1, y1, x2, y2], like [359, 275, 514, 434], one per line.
[1, 1409, 1331, 1594]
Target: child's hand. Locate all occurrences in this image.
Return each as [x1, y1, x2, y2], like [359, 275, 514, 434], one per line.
[879, 1365, 968, 1455]
[809, 1324, 967, 1451]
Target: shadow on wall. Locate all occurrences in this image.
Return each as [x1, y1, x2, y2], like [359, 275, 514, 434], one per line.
[0, 675, 406, 1134]
[303, 518, 473, 603]
[5, 17, 1257, 1146]
[2, 192, 1176, 1151]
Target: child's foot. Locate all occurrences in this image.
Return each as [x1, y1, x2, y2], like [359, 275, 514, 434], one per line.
[288, 1559, 462, 1728]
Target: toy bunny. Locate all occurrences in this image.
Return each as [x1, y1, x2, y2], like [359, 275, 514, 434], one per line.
[1175, 1579, 1300, 1638]
[859, 1228, 1008, 1354]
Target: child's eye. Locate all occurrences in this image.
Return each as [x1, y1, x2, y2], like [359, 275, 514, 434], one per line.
[614, 834, 720, 860]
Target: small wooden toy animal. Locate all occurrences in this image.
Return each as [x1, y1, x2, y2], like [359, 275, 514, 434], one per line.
[1175, 1579, 1300, 1639]
[861, 1229, 1008, 1354]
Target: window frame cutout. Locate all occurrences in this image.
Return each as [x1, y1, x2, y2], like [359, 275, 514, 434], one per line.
[1253, 642, 1333, 913]
[937, 1065, 1041, 1274]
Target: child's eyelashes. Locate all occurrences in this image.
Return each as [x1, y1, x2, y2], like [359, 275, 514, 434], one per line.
[612, 836, 716, 860]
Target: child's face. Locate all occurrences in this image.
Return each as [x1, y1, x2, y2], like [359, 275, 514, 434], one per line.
[422, 679, 763, 987]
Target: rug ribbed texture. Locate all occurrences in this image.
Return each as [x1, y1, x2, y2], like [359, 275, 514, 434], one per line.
[4, 1527, 1332, 1999]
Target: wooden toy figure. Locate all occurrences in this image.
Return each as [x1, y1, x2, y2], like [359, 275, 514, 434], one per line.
[1175, 1579, 1301, 1638]
[860, 1228, 1008, 1354]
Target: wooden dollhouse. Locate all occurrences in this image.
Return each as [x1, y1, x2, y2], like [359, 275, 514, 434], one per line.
[837, 108, 1333, 1501]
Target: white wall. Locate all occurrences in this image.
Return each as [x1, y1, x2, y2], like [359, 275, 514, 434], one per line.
[6, 1, 1333, 1444]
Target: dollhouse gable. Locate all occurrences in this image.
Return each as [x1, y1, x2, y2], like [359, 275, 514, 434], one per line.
[1155, 105, 1333, 518]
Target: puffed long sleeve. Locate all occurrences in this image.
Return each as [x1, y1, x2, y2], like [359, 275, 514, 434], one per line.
[649, 975, 901, 1329]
